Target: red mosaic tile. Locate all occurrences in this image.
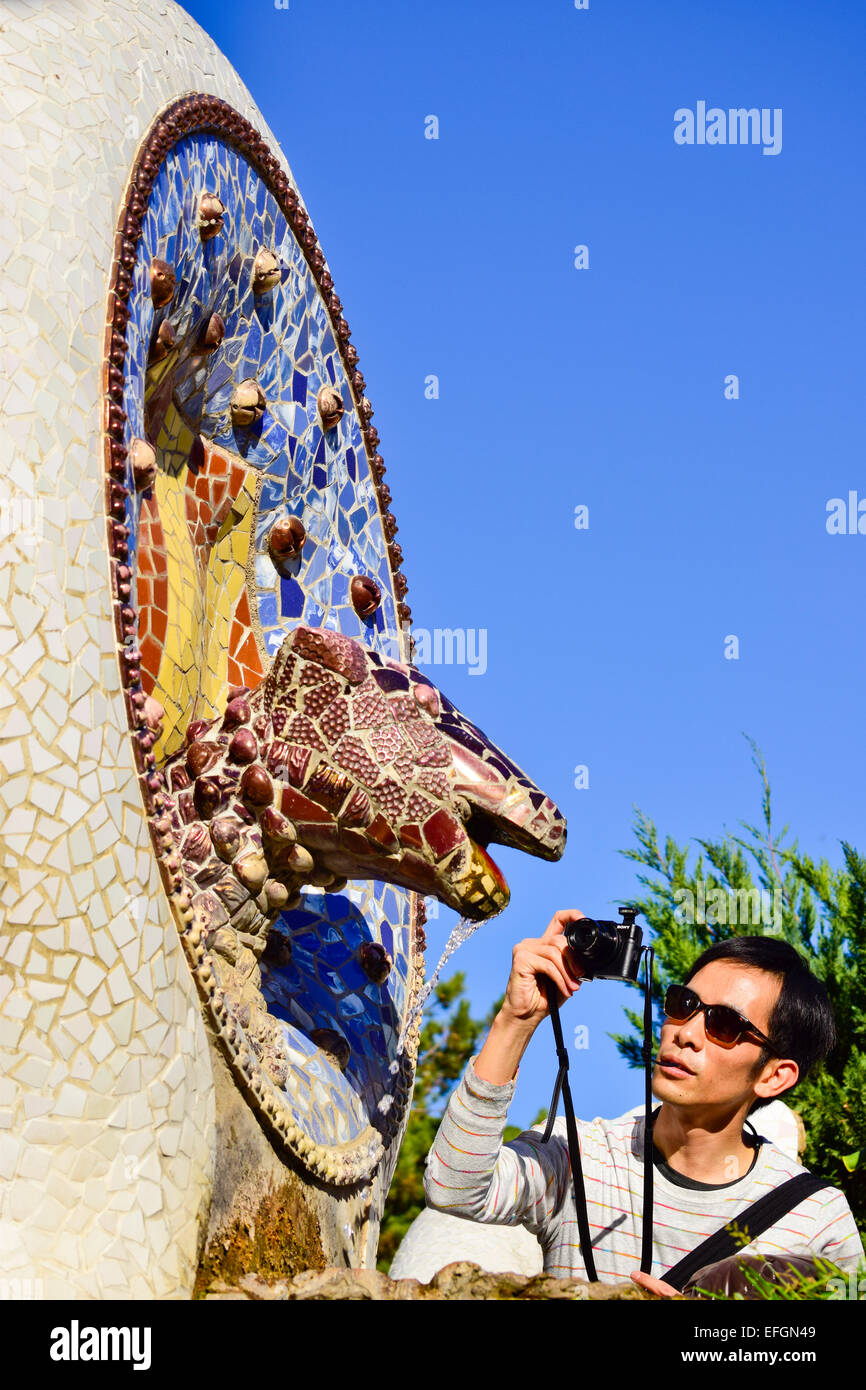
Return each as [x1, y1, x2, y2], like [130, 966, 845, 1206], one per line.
[422, 809, 464, 861]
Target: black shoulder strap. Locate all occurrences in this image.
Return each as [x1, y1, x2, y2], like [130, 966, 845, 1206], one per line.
[664, 1172, 830, 1292]
[540, 981, 598, 1282]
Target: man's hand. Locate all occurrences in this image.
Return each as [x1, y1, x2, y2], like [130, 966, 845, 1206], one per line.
[499, 909, 587, 1030]
[630, 1270, 679, 1298]
[474, 909, 587, 1085]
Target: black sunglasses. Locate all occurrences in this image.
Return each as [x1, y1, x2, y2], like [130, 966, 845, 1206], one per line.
[664, 984, 777, 1053]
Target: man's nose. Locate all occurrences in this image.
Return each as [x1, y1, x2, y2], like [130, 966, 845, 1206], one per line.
[671, 1011, 706, 1048]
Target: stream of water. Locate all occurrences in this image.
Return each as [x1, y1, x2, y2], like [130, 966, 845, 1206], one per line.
[396, 909, 503, 1056]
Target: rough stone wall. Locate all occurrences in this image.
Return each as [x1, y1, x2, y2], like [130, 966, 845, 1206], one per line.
[199, 1263, 657, 1301]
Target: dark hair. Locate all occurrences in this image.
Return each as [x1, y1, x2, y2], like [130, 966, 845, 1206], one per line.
[684, 936, 836, 1112]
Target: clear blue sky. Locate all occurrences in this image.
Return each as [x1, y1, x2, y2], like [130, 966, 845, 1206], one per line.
[181, 0, 866, 1123]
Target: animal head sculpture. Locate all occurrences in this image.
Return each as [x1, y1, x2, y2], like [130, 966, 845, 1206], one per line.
[161, 624, 564, 924]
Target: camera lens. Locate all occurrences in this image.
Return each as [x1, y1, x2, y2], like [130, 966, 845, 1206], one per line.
[565, 916, 620, 970]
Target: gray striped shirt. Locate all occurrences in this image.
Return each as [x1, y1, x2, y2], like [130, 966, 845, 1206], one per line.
[424, 1058, 865, 1282]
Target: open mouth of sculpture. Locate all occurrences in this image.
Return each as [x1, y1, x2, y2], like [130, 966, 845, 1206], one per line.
[464, 801, 564, 869]
[437, 746, 566, 919]
[438, 799, 564, 921]
[464, 833, 509, 898]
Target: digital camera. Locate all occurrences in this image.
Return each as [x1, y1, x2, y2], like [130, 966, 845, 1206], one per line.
[564, 907, 644, 982]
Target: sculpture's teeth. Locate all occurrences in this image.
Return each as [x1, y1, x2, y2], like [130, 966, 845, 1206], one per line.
[450, 839, 510, 920]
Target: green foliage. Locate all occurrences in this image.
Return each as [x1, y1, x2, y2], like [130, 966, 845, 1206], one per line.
[614, 736, 866, 1238]
[692, 1257, 862, 1302]
[376, 974, 499, 1271]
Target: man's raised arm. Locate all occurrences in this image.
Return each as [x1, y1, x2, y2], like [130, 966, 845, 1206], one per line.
[423, 911, 585, 1229]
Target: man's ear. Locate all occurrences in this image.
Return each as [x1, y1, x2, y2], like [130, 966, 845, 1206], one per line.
[753, 1056, 799, 1105]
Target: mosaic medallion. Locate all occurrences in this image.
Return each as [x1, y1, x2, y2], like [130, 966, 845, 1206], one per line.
[103, 96, 565, 1185]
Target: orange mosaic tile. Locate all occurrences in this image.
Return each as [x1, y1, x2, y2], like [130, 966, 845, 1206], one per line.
[137, 431, 262, 748]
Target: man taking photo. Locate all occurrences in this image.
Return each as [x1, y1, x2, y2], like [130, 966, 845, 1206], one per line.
[423, 911, 864, 1294]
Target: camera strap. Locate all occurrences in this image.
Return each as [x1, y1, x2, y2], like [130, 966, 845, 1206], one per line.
[662, 1173, 830, 1292]
[640, 948, 656, 1274]
[541, 948, 657, 1281]
[541, 976, 599, 1282]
